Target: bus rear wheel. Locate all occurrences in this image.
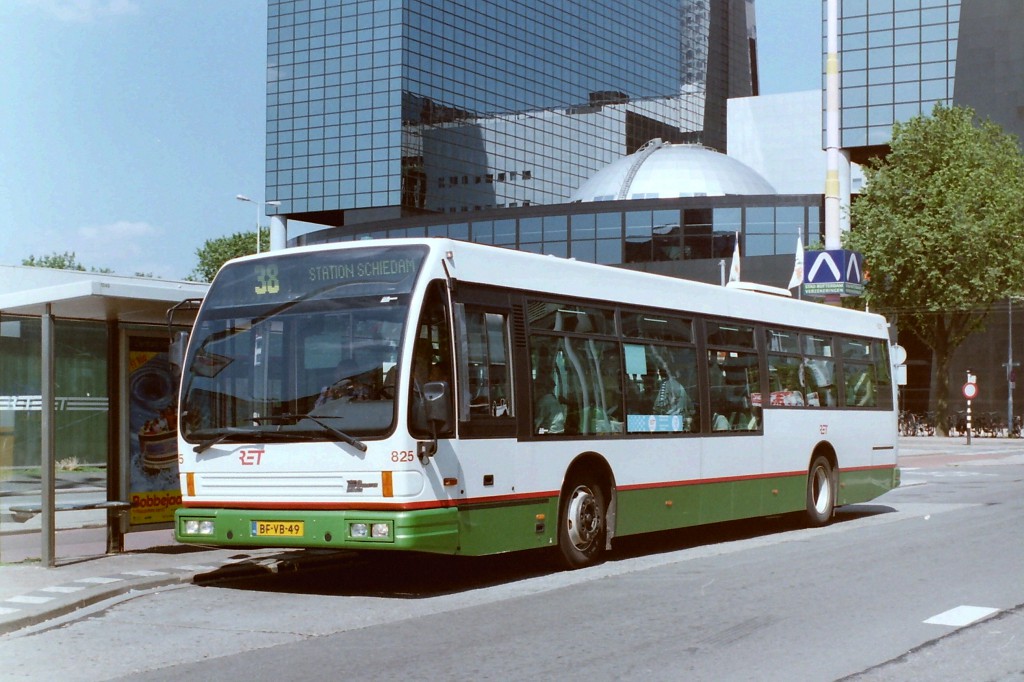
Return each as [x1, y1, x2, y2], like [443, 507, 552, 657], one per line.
[805, 455, 835, 527]
[557, 478, 606, 569]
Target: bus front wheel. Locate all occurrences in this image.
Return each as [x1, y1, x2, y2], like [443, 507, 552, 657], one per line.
[557, 478, 606, 569]
[805, 455, 835, 527]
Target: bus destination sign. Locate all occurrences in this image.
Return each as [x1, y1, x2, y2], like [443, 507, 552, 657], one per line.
[213, 245, 428, 306]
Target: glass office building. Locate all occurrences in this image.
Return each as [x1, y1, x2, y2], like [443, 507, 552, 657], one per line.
[832, 0, 1023, 164]
[831, 0, 1024, 416]
[833, 0, 960, 157]
[266, 0, 758, 226]
[295, 193, 824, 288]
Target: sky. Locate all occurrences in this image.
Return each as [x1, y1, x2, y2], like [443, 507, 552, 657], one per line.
[0, 0, 822, 281]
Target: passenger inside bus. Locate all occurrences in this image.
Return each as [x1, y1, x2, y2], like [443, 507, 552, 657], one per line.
[709, 351, 760, 431]
[534, 375, 566, 434]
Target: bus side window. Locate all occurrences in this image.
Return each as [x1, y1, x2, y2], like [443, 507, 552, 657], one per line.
[530, 336, 567, 435]
[565, 338, 623, 435]
[709, 350, 761, 431]
[409, 282, 454, 438]
[841, 337, 880, 408]
[624, 343, 699, 433]
[872, 341, 893, 409]
[462, 310, 514, 419]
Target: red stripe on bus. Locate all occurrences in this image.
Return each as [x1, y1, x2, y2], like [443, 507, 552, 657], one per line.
[180, 464, 896, 511]
[180, 489, 558, 512]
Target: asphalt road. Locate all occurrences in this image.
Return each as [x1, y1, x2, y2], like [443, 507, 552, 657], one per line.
[2, 448, 1023, 681]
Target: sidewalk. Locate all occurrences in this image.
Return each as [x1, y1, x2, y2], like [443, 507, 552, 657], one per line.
[896, 434, 1024, 463]
[2, 435, 1022, 637]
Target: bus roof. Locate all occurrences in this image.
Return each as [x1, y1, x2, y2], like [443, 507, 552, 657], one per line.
[249, 238, 889, 340]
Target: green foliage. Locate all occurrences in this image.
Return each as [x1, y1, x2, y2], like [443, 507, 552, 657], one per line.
[22, 251, 113, 273]
[188, 231, 266, 282]
[845, 103, 1024, 431]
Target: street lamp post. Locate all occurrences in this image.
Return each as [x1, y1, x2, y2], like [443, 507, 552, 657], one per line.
[236, 195, 282, 254]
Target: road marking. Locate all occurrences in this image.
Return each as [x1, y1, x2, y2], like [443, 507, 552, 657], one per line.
[6, 595, 54, 605]
[924, 605, 999, 627]
[74, 576, 123, 584]
[175, 565, 218, 572]
[122, 570, 168, 577]
[40, 585, 86, 594]
[0, 607, 21, 616]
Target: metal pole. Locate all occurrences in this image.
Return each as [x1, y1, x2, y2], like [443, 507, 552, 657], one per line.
[966, 369, 972, 446]
[270, 214, 286, 252]
[41, 304, 56, 566]
[1009, 299, 1014, 436]
[255, 201, 261, 254]
[825, 0, 841, 251]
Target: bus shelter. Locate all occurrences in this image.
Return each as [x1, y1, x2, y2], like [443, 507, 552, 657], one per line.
[0, 269, 207, 566]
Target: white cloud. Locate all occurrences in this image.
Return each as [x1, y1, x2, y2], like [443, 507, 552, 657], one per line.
[20, 0, 140, 23]
[8, 220, 193, 279]
[75, 220, 184, 278]
[79, 220, 159, 241]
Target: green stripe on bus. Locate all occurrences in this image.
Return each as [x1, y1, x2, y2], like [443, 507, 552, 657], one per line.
[837, 467, 899, 506]
[176, 507, 461, 554]
[176, 467, 896, 556]
[614, 474, 807, 536]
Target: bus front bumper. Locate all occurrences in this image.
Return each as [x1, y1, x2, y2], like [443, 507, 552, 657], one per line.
[175, 506, 460, 554]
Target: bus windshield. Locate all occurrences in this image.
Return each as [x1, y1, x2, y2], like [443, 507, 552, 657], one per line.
[180, 244, 427, 444]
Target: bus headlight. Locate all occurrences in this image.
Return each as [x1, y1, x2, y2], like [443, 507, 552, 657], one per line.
[183, 519, 215, 536]
[349, 522, 391, 540]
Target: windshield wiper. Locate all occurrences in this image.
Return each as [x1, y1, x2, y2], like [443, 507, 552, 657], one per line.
[191, 427, 259, 454]
[252, 414, 368, 452]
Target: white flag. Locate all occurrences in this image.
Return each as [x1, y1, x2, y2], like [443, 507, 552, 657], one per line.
[787, 238, 805, 289]
[728, 232, 741, 283]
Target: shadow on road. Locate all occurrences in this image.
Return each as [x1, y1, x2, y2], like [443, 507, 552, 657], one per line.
[195, 504, 896, 599]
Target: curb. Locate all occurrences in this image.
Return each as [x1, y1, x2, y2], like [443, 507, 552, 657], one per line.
[0, 569, 196, 636]
[0, 548, 355, 636]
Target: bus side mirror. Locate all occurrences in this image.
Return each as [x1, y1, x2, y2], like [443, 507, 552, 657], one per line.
[414, 380, 452, 463]
[169, 331, 189, 383]
[422, 381, 453, 430]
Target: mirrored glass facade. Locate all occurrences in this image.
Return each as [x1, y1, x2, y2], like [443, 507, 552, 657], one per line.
[295, 195, 823, 281]
[832, 0, 960, 153]
[834, 0, 1024, 162]
[266, 0, 757, 224]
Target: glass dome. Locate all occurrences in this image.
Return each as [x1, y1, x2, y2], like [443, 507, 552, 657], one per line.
[570, 139, 776, 202]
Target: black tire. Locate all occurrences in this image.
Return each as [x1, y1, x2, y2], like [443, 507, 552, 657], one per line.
[557, 478, 606, 569]
[805, 455, 835, 527]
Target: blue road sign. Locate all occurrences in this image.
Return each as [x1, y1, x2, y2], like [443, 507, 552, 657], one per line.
[803, 250, 864, 296]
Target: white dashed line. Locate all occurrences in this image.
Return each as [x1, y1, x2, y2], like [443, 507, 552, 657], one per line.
[74, 576, 124, 584]
[924, 605, 999, 627]
[40, 585, 87, 594]
[6, 595, 55, 605]
[121, 570, 168, 577]
[0, 607, 22, 616]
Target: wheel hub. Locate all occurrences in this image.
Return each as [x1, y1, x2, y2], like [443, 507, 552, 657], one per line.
[566, 485, 600, 550]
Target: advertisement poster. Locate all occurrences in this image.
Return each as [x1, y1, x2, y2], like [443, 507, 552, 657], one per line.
[127, 336, 181, 526]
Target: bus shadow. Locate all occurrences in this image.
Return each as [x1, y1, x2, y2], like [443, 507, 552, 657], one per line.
[609, 503, 895, 561]
[195, 504, 896, 599]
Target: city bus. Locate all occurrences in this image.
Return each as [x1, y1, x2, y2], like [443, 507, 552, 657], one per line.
[173, 238, 899, 568]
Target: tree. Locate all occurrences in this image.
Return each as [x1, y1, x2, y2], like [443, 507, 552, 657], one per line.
[188, 231, 265, 282]
[22, 251, 113, 273]
[845, 104, 1024, 434]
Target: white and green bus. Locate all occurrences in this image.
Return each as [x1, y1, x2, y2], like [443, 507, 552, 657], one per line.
[174, 238, 899, 568]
